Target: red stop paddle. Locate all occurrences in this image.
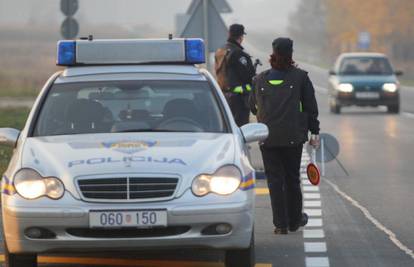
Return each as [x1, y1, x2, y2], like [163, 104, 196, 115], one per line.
[307, 147, 321, 186]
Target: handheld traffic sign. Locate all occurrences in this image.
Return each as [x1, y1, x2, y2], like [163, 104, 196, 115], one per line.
[307, 147, 321, 186]
[61, 17, 79, 39]
[61, 0, 79, 16]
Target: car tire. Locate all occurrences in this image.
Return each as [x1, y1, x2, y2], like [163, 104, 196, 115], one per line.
[4, 242, 37, 267]
[387, 104, 400, 114]
[330, 103, 341, 114]
[225, 232, 255, 267]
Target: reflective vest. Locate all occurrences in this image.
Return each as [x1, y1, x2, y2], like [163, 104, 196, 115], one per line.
[231, 84, 252, 94]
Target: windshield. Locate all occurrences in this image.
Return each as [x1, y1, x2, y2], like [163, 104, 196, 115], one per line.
[33, 80, 227, 136]
[339, 57, 394, 75]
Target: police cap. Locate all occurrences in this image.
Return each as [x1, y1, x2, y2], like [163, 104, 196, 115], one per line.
[272, 37, 293, 55]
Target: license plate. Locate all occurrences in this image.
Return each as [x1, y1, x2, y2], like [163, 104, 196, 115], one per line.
[89, 210, 167, 228]
[356, 92, 380, 99]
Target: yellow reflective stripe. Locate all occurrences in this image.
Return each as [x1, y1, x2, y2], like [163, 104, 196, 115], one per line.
[232, 86, 243, 94]
[269, 80, 284, 85]
[245, 84, 252, 92]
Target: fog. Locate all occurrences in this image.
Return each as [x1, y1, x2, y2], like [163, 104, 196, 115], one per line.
[0, 0, 299, 35]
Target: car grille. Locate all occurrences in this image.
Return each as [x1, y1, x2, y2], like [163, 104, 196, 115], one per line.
[77, 177, 179, 201]
[66, 226, 190, 238]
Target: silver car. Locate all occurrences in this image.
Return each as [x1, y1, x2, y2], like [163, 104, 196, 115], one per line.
[0, 39, 268, 267]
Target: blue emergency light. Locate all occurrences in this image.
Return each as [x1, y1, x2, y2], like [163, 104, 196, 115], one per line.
[57, 38, 205, 66]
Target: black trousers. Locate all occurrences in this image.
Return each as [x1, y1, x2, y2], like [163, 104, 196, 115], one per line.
[226, 93, 250, 127]
[260, 145, 303, 228]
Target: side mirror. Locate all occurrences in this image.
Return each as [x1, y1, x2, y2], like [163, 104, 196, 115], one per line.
[240, 123, 268, 143]
[329, 70, 336, 75]
[395, 70, 403, 76]
[0, 128, 20, 147]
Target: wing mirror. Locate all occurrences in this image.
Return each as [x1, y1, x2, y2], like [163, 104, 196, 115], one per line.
[395, 70, 403, 76]
[0, 128, 20, 147]
[240, 123, 268, 143]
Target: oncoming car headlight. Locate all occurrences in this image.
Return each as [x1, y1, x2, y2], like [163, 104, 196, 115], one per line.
[192, 165, 242, 197]
[383, 83, 398, 93]
[337, 83, 354, 93]
[13, 169, 65, 200]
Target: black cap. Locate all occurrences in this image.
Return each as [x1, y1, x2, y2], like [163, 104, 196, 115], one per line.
[229, 24, 246, 37]
[272, 37, 293, 55]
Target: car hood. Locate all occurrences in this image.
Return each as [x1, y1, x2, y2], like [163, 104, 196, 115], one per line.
[22, 133, 236, 198]
[336, 75, 397, 88]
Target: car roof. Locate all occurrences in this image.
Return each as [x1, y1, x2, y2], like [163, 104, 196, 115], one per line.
[55, 65, 207, 84]
[338, 52, 388, 59]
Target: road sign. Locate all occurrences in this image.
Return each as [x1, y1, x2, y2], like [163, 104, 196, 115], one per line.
[358, 31, 371, 50]
[181, 0, 228, 53]
[61, 17, 79, 39]
[61, 0, 79, 17]
[187, 0, 232, 14]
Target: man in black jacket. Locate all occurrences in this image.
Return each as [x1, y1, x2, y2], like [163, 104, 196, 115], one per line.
[220, 24, 256, 127]
[250, 37, 320, 234]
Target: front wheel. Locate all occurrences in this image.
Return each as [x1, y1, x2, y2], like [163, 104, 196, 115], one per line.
[387, 104, 400, 114]
[225, 233, 255, 267]
[4, 242, 37, 267]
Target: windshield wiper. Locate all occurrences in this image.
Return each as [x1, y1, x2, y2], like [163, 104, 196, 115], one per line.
[115, 129, 192, 133]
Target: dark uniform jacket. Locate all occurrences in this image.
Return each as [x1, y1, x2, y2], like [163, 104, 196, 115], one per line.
[250, 67, 320, 147]
[225, 40, 256, 91]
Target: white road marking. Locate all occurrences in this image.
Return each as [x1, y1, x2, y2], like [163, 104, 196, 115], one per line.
[325, 179, 414, 260]
[306, 219, 323, 227]
[402, 112, 414, 119]
[304, 201, 321, 207]
[302, 179, 312, 185]
[304, 229, 325, 239]
[304, 209, 322, 217]
[304, 193, 321, 199]
[304, 242, 327, 253]
[301, 174, 308, 179]
[305, 257, 330, 267]
[303, 186, 320, 192]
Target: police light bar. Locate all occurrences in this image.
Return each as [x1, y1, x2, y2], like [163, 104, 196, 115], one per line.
[57, 38, 205, 66]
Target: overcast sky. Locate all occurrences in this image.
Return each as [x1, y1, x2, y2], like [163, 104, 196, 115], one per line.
[0, 0, 299, 34]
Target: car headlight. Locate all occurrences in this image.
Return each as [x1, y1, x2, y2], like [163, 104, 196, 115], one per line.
[383, 83, 398, 92]
[337, 83, 354, 93]
[14, 169, 65, 200]
[192, 165, 242, 197]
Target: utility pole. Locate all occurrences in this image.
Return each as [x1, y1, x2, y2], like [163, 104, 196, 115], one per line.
[203, 0, 210, 68]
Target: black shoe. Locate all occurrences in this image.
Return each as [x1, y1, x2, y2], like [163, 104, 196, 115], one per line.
[274, 227, 288, 235]
[289, 213, 309, 232]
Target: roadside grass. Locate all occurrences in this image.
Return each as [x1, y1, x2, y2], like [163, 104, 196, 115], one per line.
[0, 108, 30, 174]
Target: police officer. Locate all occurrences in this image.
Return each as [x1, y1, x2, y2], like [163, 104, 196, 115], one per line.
[220, 24, 256, 127]
[250, 38, 320, 234]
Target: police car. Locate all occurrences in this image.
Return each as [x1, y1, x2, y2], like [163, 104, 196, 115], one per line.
[0, 38, 268, 267]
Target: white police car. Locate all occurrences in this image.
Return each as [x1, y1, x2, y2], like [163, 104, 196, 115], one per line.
[0, 38, 268, 267]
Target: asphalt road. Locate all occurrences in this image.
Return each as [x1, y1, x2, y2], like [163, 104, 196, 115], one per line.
[1, 59, 414, 267]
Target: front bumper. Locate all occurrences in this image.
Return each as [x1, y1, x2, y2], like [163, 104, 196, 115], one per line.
[3, 190, 254, 254]
[334, 91, 399, 107]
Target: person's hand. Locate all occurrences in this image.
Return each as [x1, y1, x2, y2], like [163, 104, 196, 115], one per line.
[310, 134, 320, 150]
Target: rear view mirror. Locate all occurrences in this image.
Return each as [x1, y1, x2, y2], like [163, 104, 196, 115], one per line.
[329, 70, 336, 75]
[240, 123, 268, 143]
[0, 128, 20, 147]
[395, 70, 403, 76]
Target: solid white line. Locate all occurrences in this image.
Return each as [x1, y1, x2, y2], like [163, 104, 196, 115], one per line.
[306, 257, 330, 267]
[303, 186, 320, 192]
[304, 201, 321, 207]
[306, 219, 323, 227]
[304, 229, 325, 239]
[304, 193, 321, 199]
[305, 242, 327, 253]
[304, 209, 322, 217]
[402, 112, 414, 119]
[325, 179, 414, 260]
